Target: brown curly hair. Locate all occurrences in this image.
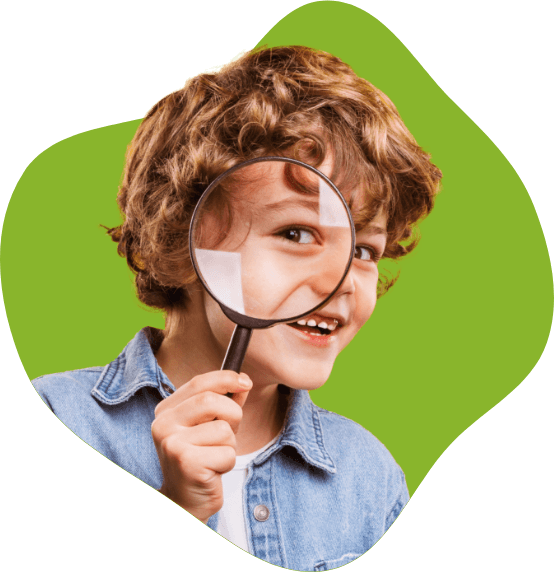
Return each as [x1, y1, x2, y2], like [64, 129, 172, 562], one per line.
[106, 45, 442, 311]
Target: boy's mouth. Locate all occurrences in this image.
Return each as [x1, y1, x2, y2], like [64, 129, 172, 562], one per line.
[286, 317, 340, 337]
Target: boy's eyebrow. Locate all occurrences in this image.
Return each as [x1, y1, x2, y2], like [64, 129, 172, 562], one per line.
[358, 223, 388, 238]
[263, 197, 320, 214]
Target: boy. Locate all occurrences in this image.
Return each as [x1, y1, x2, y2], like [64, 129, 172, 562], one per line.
[33, 46, 441, 570]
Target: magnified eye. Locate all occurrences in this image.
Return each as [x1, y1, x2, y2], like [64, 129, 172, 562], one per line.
[279, 228, 316, 244]
[354, 245, 376, 261]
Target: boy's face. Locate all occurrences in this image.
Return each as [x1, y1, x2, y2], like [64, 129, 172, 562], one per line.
[202, 157, 387, 390]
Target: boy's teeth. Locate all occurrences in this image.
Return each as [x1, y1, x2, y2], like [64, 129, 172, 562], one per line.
[293, 317, 340, 333]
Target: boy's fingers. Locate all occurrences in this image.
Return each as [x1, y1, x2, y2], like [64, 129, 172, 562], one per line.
[164, 391, 244, 433]
[231, 389, 250, 410]
[186, 371, 252, 399]
[186, 420, 237, 448]
[192, 445, 237, 476]
[155, 371, 251, 415]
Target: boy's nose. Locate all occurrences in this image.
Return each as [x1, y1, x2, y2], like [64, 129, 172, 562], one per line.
[330, 268, 355, 298]
[310, 256, 355, 300]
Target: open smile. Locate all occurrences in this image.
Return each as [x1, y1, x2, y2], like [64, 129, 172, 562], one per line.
[285, 320, 341, 347]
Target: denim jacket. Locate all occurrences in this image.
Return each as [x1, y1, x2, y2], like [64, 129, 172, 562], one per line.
[33, 327, 409, 571]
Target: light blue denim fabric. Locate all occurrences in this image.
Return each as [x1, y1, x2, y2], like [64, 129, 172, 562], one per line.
[33, 327, 409, 571]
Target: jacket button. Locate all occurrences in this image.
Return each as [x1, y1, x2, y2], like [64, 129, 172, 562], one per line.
[253, 505, 270, 521]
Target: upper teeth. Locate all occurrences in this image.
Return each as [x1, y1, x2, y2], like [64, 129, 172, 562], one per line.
[296, 319, 338, 331]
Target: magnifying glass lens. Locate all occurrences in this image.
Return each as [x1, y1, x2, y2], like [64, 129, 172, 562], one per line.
[191, 159, 353, 323]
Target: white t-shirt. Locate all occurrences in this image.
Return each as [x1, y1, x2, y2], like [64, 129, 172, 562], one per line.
[217, 435, 279, 552]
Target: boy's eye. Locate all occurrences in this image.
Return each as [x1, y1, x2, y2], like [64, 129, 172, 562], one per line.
[279, 228, 316, 244]
[354, 245, 377, 261]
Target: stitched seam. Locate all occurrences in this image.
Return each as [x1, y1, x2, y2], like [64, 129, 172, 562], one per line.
[278, 440, 334, 473]
[316, 405, 395, 461]
[155, 364, 174, 397]
[386, 487, 408, 529]
[93, 379, 159, 405]
[95, 355, 124, 394]
[269, 455, 288, 568]
[314, 553, 362, 570]
[311, 402, 335, 470]
[92, 355, 160, 404]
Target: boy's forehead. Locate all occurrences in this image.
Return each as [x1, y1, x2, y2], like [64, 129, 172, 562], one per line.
[315, 154, 387, 232]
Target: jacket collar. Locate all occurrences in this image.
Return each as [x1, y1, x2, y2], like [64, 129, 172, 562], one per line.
[91, 328, 175, 405]
[254, 388, 337, 474]
[91, 327, 336, 474]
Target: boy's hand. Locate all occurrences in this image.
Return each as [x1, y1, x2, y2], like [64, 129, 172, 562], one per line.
[151, 370, 252, 523]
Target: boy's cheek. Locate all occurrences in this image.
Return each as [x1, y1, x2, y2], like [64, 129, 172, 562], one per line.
[203, 294, 236, 347]
[349, 294, 378, 340]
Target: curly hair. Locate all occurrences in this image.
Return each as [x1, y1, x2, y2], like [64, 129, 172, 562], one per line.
[106, 45, 442, 311]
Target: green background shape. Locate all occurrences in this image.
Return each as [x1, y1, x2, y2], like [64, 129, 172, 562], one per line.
[1, 2, 552, 571]
[1, 2, 552, 494]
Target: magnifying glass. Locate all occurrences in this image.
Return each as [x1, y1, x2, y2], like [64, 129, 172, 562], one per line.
[189, 156, 355, 374]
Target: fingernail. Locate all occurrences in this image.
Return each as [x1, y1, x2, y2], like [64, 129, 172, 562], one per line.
[238, 374, 251, 388]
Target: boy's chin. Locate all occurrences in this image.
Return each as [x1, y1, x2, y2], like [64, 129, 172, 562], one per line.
[263, 357, 335, 391]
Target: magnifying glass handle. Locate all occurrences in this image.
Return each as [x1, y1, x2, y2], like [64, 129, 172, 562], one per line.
[221, 324, 253, 373]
